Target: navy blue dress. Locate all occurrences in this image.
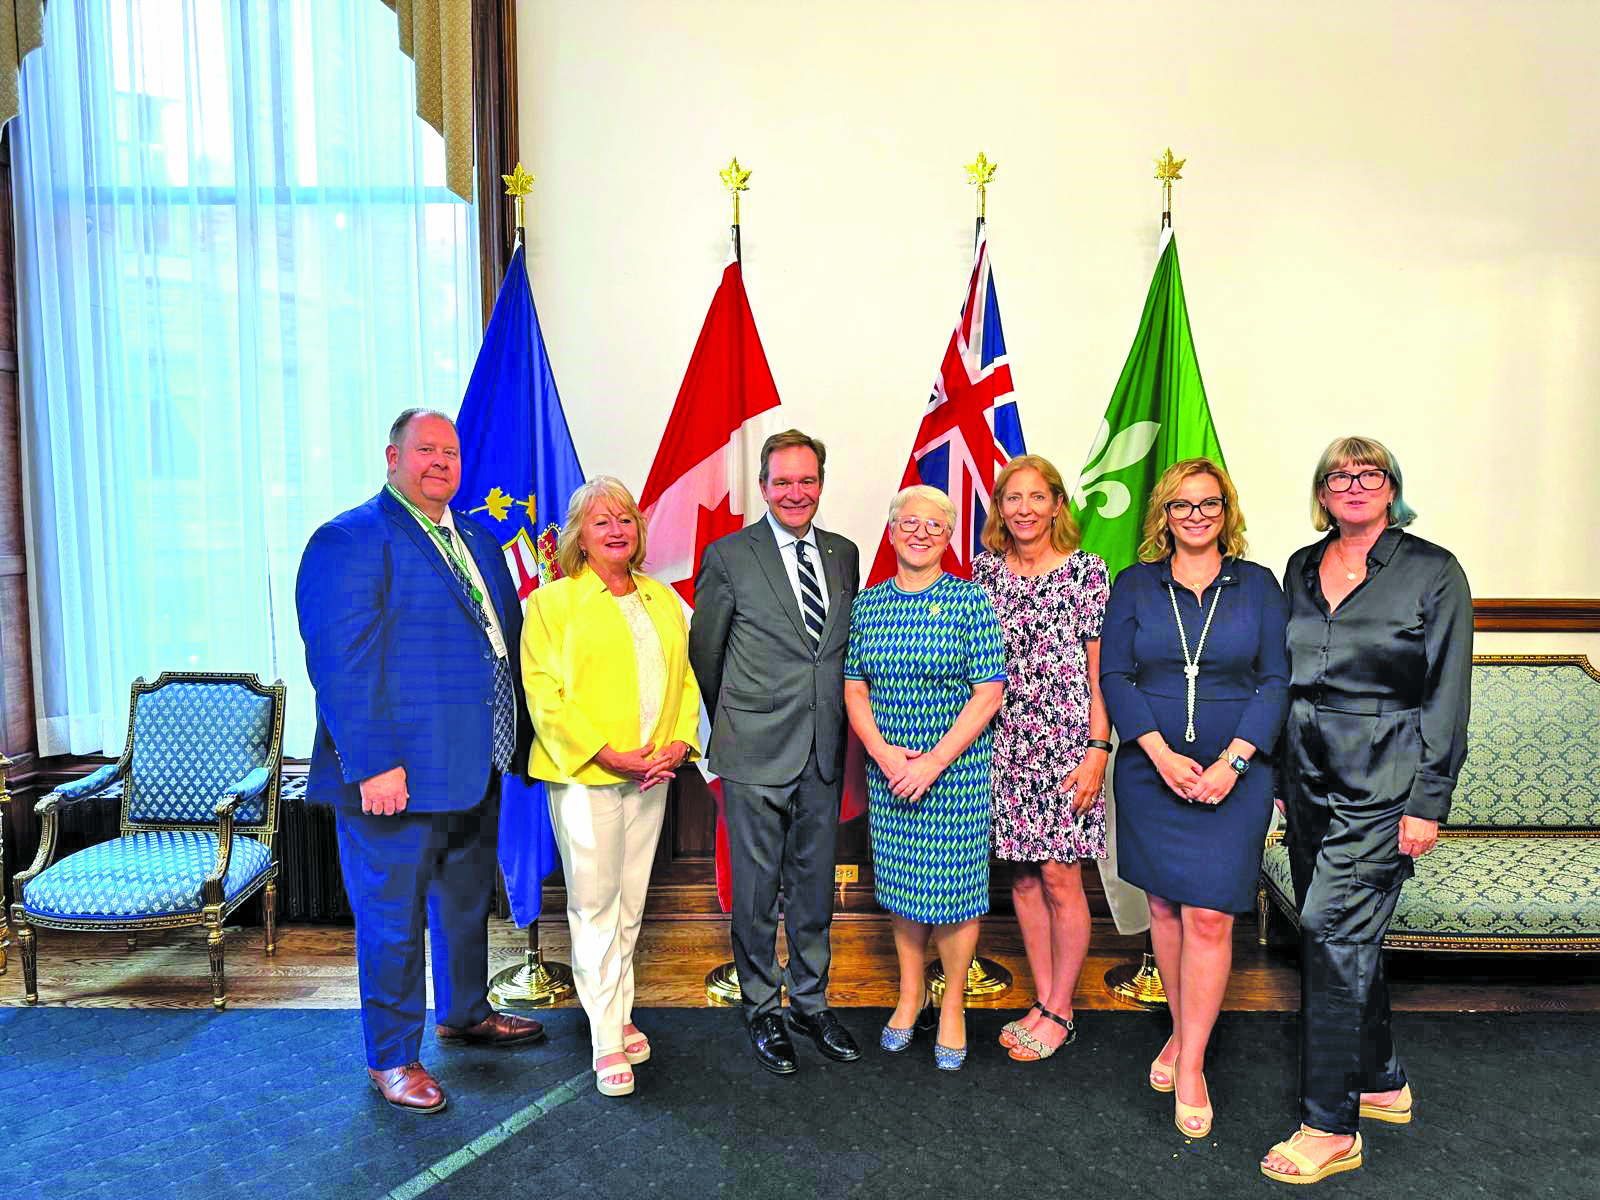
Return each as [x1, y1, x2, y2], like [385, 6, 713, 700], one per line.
[1099, 557, 1290, 913]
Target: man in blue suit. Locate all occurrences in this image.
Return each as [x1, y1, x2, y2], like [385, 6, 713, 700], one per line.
[297, 408, 545, 1114]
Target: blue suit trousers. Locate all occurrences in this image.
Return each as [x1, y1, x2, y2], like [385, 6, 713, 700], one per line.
[335, 781, 500, 1069]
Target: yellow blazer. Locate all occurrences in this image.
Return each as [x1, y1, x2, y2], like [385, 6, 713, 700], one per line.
[520, 567, 702, 785]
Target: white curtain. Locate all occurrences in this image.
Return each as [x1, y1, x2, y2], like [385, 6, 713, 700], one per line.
[12, 0, 481, 758]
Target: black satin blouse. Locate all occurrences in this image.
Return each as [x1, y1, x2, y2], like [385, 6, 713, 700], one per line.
[1282, 527, 1473, 822]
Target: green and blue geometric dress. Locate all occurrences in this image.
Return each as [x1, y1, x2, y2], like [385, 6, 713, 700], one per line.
[845, 573, 1006, 925]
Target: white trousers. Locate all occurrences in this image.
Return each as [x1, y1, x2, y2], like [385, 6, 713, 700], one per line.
[547, 778, 667, 1062]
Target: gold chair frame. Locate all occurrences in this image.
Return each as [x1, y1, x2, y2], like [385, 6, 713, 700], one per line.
[0, 750, 13, 975]
[10, 671, 287, 1008]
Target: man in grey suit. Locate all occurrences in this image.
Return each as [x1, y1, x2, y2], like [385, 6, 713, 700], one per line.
[689, 429, 862, 1075]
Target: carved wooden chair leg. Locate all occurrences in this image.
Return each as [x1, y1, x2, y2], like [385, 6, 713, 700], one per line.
[205, 914, 227, 1011]
[1256, 883, 1270, 946]
[263, 880, 278, 958]
[17, 917, 38, 1003]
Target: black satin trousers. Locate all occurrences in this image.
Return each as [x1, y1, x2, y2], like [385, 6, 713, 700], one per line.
[1282, 695, 1418, 1134]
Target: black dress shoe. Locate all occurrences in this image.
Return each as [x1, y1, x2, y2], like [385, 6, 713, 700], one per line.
[748, 1012, 798, 1076]
[786, 1008, 862, 1062]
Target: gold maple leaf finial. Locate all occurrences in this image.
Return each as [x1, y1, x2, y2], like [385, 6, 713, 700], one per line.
[720, 156, 752, 194]
[721, 155, 752, 226]
[502, 162, 536, 198]
[1155, 147, 1185, 224]
[964, 151, 998, 220]
[502, 162, 536, 229]
[964, 152, 998, 188]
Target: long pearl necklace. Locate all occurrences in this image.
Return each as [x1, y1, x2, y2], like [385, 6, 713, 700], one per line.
[1167, 581, 1222, 743]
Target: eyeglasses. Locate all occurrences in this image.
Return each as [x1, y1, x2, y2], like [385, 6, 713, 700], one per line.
[895, 517, 949, 536]
[1322, 468, 1389, 493]
[1164, 497, 1225, 519]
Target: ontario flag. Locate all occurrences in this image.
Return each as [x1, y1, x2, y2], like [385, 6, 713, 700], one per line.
[866, 227, 1026, 586]
[455, 243, 583, 927]
[639, 251, 783, 912]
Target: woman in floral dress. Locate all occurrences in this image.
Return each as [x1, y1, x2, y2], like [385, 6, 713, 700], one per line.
[972, 455, 1110, 1062]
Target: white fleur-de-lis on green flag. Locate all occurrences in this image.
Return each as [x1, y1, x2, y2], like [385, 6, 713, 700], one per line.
[1071, 228, 1227, 579]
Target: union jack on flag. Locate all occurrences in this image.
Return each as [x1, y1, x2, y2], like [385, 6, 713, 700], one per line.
[867, 227, 1026, 584]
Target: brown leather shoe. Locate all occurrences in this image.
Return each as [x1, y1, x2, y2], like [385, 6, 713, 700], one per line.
[435, 1011, 546, 1047]
[367, 1062, 447, 1113]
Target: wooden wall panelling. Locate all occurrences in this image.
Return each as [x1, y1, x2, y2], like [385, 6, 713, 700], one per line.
[0, 129, 38, 767]
[472, 0, 519, 323]
[1473, 599, 1600, 632]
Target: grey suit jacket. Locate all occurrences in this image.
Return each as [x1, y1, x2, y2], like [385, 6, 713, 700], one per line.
[688, 519, 860, 786]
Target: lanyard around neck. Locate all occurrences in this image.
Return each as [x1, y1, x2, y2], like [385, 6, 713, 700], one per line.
[386, 484, 482, 605]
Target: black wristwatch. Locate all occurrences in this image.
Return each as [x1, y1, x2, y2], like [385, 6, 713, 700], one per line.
[1219, 751, 1249, 776]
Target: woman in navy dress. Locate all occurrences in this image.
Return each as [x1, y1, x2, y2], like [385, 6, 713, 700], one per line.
[1100, 458, 1289, 1141]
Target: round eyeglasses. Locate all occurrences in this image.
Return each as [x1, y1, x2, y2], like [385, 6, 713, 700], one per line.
[1322, 468, 1389, 493]
[895, 517, 949, 537]
[1164, 497, 1225, 519]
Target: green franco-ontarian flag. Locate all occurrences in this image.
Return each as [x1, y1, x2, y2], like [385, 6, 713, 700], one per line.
[1076, 224, 1228, 938]
[1071, 227, 1226, 579]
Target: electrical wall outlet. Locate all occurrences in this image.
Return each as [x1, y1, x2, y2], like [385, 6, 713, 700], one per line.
[834, 864, 859, 883]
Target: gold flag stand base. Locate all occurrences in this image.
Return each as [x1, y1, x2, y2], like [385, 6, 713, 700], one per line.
[926, 956, 1012, 1000]
[489, 948, 574, 1008]
[705, 960, 742, 1007]
[1105, 952, 1168, 1008]
[488, 923, 575, 1009]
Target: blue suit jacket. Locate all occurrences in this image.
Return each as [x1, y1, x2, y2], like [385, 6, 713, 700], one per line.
[296, 488, 534, 812]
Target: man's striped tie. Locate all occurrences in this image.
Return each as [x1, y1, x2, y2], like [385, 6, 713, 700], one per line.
[794, 540, 826, 651]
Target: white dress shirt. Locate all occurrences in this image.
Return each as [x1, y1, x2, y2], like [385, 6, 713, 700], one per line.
[764, 509, 829, 619]
[396, 496, 508, 656]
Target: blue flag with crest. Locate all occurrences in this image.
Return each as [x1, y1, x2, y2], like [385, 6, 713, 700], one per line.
[455, 243, 583, 925]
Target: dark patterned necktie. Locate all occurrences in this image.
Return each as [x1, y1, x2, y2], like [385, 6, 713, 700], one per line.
[794, 540, 826, 651]
[437, 526, 515, 771]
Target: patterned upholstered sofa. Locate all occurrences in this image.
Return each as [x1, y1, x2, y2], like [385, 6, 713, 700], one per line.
[1259, 655, 1600, 952]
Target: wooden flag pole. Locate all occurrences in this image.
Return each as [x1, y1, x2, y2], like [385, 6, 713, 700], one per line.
[964, 150, 997, 248]
[704, 154, 753, 1007]
[721, 155, 751, 265]
[1103, 149, 1190, 1012]
[484, 160, 576, 1010]
[1155, 146, 1185, 231]
[923, 153, 1019, 1005]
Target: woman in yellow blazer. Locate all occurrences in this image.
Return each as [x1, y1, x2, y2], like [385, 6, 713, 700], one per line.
[521, 475, 701, 1097]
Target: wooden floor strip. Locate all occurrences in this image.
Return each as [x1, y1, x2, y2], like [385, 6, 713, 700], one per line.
[4, 915, 1598, 1012]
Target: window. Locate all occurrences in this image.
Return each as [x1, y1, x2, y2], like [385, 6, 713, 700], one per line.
[14, 0, 481, 755]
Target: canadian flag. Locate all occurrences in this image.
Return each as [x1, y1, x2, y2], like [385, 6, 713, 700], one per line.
[639, 256, 783, 601]
[639, 253, 784, 911]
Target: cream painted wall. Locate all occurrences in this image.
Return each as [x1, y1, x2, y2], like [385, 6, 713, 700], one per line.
[515, 1, 1598, 630]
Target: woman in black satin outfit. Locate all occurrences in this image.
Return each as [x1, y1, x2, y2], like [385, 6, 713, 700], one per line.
[1261, 436, 1472, 1185]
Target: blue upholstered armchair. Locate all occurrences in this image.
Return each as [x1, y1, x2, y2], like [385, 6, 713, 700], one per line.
[10, 672, 287, 1009]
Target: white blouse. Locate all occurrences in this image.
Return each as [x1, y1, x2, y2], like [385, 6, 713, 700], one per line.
[613, 590, 667, 744]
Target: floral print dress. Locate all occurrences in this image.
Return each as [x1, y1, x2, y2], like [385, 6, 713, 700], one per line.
[972, 549, 1109, 863]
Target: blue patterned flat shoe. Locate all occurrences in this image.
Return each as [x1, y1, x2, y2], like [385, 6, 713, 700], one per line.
[934, 1042, 968, 1071]
[880, 1023, 914, 1052]
[880, 1005, 937, 1052]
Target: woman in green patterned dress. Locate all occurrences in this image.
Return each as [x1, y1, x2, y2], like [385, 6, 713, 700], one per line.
[844, 485, 1006, 1070]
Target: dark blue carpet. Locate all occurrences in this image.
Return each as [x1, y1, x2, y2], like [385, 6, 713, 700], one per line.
[3, 1007, 1594, 1199]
